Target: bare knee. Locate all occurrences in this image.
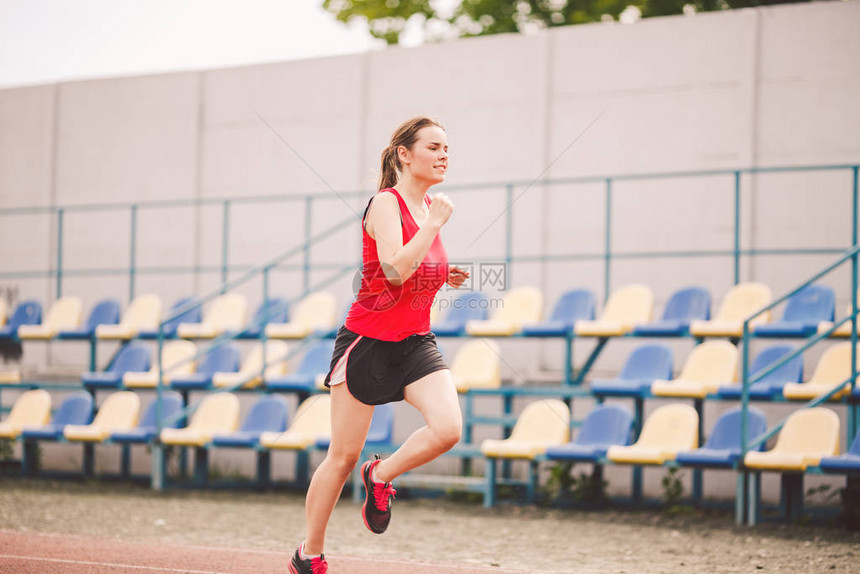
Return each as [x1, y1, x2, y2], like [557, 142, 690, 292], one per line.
[431, 419, 462, 451]
[327, 450, 362, 477]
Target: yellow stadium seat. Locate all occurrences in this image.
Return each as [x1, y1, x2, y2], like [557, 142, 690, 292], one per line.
[651, 341, 738, 398]
[264, 292, 338, 339]
[0, 370, 21, 384]
[744, 408, 840, 471]
[0, 298, 6, 327]
[259, 395, 332, 449]
[607, 404, 698, 465]
[63, 391, 140, 442]
[177, 294, 248, 339]
[123, 340, 197, 388]
[574, 284, 653, 337]
[819, 295, 860, 338]
[0, 389, 51, 439]
[17, 296, 83, 339]
[160, 393, 240, 447]
[429, 295, 441, 325]
[689, 282, 771, 338]
[782, 342, 858, 400]
[450, 339, 501, 392]
[213, 340, 289, 389]
[480, 400, 570, 459]
[96, 294, 163, 340]
[465, 286, 543, 336]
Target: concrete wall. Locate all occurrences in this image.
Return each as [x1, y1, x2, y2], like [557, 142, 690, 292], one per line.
[1, 2, 859, 500]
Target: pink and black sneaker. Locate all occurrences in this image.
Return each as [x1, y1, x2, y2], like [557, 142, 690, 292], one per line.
[288, 543, 327, 574]
[360, 454, 397, 534]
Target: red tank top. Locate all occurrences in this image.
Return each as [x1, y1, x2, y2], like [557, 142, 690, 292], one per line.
[345, 188, 449, 342]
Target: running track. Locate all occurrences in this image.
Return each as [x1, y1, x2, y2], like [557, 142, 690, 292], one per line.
[0, 530, 526, 573]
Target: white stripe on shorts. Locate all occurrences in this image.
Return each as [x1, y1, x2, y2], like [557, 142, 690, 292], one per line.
[329, 334, 364, 387]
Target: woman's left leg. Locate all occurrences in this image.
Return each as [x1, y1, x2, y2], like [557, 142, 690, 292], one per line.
[373, 369, 462, 483]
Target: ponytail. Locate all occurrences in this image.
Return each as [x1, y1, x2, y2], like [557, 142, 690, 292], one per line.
[376, 116, 445, 192]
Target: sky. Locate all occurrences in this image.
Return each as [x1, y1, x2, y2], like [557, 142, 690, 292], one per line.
[0, 0, 384, 88]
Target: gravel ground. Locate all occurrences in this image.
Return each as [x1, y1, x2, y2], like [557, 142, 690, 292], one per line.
[1, 478, 859, 573]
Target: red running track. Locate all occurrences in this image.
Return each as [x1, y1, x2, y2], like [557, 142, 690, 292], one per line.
[0, 530, 526, 573]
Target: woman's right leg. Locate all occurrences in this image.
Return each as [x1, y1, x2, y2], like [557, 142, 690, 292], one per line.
[303, 383, 375, 556]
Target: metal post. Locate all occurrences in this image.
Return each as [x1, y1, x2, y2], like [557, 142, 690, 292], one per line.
[739, 320, 750, 524]
[221, 200, 230, 286]
[734, 171, 741, 285]
[151, 326, 165, 491]
[129, 204, 137, 301]
[56, 208, 64, 298]
[604, 179, 612, 301]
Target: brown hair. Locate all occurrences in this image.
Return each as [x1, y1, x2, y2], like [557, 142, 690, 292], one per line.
[378, 116, 445, 191]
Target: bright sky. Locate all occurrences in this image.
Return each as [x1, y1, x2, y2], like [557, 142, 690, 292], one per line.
[0, 0, 383, 88]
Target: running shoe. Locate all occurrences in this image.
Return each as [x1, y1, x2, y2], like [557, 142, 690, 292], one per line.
[288, 544, 328, 574]
[361, 454, 396, 534]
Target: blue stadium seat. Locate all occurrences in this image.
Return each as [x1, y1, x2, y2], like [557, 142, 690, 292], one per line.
[819, 428, 860, 473]
[433, 292, 489, 336]
[632, 286, 711, 337]
[237, 298, 289, 339]
[110, 392, 184, 443]
[675, 406, 768, 467]
[544, 404, 633, 462]
[266, 340, 335, 392]
[522, 289, 597, 337]
[20, 391, 94, 441]
[590, 344, 674, 397]
[717, 345, 803, 400]
[211, 395, 289, 448]
[82, 341, 151, 389]
[57, 298, 121, 340]
[317, 403, 394, 449]
[138, 297, 202, 339]
[754, 284, 835, 338]
[170, 343, 241, 390]
[0, 300, 42, 340]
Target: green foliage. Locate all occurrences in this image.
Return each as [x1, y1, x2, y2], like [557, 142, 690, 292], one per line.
[323, 0, 808, 45]
[661, 467, 684, 507]
[0, 439, 12, 461]
[544, 462, 609, 507]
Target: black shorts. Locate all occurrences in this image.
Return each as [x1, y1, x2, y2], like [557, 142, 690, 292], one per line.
[323, 326, 448, 406]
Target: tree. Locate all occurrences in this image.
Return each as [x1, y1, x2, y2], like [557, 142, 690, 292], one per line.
[322, 0, 808, 45]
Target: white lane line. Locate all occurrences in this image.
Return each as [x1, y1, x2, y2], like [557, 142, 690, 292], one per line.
[0, 554, 233, 574]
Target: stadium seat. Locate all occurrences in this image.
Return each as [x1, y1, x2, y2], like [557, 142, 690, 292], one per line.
[675, 407, 768, 467]
[211, 395, 289, 448]
[0, 298, 6, 326]
[782, 342, 858, 400]
[651, 340, 738, 398]
[171, 343, 241, 391]
[606, 404, 698, 465]
[521, 289, 597, 337]
[717, 345, 803, 400]
[450, 339, 501, 392]
[465, 286, 543, 336]
[259, 395, 332, 449]
[744, 408, 840, 471]
[213, 340, 289, 389]
[20, 391, 94, 441]
[97, 294, 163, 340]
[160, 393, 241, 447]
[236, 298, 289, 339]
[0, 370, 21, 384]
[632, 286, 711, 337]
[432, 292, 489, 336]
[689, 282, 771, 338]
[82, 341, 151, 389]
[0, 389, 51, 439]
[481, 400, 570, 459]
[137, 296, 200, 340]
[57, 298, 120, 339]
[17, 296, 83, 340]
[754, 284, 835, 338]
[817, 292, 860, 338]
[590, 343, 673, 397]
[110, 392, 184, 444]
[63, 391, 141, 442]
[265, 292, 338, 339]
[266, 340, 334, 392]
[819, 427, 860, 473]
[0, 300, 42, 340]
[545, 404, 633, 462]
[316, 403, 395, 449]
[123, 340, 197, 388]
[574, 284, 653, 337]
[177, 293, 248, 339]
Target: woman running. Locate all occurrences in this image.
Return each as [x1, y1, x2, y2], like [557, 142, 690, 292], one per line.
[290, 116, 469, 574]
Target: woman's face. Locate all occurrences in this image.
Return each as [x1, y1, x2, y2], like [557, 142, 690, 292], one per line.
[400, 125, 448, 184]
